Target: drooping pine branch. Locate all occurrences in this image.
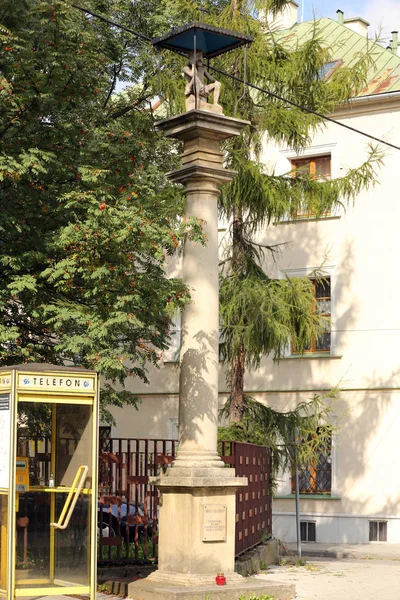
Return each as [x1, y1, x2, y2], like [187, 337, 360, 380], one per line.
[219, 387, 341, 476]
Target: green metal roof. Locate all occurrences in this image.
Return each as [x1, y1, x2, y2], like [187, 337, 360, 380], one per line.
[279, 18, 400, 97]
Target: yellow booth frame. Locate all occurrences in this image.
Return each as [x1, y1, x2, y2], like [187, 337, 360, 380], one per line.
[0, 364, 99, 600]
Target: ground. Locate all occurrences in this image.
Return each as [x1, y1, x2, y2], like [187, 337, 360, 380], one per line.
[99, 545, 400, 600]
[256, 557, 400, 600]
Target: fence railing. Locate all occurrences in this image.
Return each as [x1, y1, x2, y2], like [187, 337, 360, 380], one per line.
[98, 437, 271, 563]
[220, 441, 272, 556]
[98, 437, 176, 563]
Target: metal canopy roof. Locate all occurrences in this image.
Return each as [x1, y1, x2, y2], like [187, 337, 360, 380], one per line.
[152, 22, 253, 59]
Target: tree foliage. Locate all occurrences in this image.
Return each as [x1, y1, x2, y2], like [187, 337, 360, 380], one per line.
[0, 0, 204, 419]
[219, 388, 339, 477]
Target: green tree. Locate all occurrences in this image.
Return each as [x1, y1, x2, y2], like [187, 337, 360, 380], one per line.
[0, 0, 203, 420]
[216, 1, 382, 427]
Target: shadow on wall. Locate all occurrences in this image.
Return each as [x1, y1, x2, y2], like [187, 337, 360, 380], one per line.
[249, 217, 358, 392]
[125, 177, 400, 519]
[338, 371, 400, 516]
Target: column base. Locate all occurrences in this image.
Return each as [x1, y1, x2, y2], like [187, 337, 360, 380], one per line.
[151, 471, 247, 488]
[128, 578, 295, 600]
[150, 450, 248, 487]
[148, 569, 244, 586]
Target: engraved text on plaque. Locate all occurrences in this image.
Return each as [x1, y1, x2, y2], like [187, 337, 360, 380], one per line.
[202, 504, 227, 542]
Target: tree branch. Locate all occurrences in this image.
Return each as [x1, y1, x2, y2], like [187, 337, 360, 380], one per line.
[103, 43, 128, 109]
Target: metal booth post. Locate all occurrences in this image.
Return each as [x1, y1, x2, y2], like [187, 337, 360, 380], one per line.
[0, 364, 99, 600]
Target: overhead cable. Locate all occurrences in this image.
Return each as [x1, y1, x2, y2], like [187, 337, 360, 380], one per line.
[209, 65, 400, 152]
[71, 4, 152, 41]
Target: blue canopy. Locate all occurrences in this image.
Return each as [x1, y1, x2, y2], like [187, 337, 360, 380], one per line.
[152, 22, 253, 59]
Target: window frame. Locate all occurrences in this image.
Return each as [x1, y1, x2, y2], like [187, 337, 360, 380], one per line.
[280, 266, 336, 358]
[320, 58, 343, 80]
[275, 406, 338, 498]
[277, 143, 340, 223]
[300, 521, 316, 542]
[163, 313, 182, 362]
[292, 428, 333, 496]
[291, 276, 331, 355]
[291, 154, 332, 219]
[369, 520, 388, 542]
[163, 315, 226, 363]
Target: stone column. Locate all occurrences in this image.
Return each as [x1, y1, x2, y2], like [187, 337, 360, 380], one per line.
[143, 110, 248, 587]
[168, 113, 241, 474]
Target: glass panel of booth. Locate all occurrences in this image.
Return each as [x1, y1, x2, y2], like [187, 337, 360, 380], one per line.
[14, 398, 94, 594]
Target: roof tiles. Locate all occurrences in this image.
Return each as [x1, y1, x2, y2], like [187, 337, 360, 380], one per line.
[279, 18, 400, 97]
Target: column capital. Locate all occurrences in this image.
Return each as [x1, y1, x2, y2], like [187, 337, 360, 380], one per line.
[156, 109, 249, 143]
[157, 110, 249, 188]
[168, 164, 237, 189]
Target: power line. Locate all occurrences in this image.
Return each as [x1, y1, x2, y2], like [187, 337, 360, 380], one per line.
[208, 65, 400, 152]
[71, 4, 151, 42]
[71, 4, 400, 152]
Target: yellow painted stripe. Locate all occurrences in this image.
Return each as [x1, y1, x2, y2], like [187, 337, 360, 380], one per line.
[15, 579, 50, 585]
[18, 395, 93, 404]
[15, 586, 90, 596]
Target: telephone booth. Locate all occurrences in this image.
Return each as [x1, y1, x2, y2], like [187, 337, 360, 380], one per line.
[0, 364, 99, 600]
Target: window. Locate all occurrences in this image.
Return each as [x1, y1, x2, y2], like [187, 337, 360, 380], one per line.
[292, 277, 331, 354]
[318, 59, 343, 80]
[300, 521, 316, 542]
[167, 418, 178, 440]
[292, 430, 332, 495]
[163, 313, 181, 362]
[369, 521, 387, 542]
[165, 315, 225, 362]
[99, 426, 111, 453]
[291, 154, 331, 218]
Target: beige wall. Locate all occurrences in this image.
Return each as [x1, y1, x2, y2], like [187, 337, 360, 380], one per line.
[265, 389, 400, 515]
[109, 395, 178, 439]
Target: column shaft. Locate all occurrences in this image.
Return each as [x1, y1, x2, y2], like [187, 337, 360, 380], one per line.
[178, 182, 220, 462]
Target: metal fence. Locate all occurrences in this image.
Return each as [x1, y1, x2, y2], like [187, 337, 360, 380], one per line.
[220, 441, 272, 556]
[98, 436, 176, 563]
[98, 436, 271, 564]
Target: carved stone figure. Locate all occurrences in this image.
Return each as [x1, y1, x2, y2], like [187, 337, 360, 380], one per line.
[183, 50, 222, 113]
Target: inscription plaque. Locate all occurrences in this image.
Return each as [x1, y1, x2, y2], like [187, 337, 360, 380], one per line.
[202, 504, 227, 542]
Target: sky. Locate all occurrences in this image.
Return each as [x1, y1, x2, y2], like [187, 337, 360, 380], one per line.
[302, 0, 400, 43]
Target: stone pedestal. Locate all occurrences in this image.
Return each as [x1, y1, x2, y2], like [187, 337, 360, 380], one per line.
[148, 110, 248, 586]
[150, 484, 240, 585]
[128, 579, 295, 600]
[186, 98, 223, 114]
